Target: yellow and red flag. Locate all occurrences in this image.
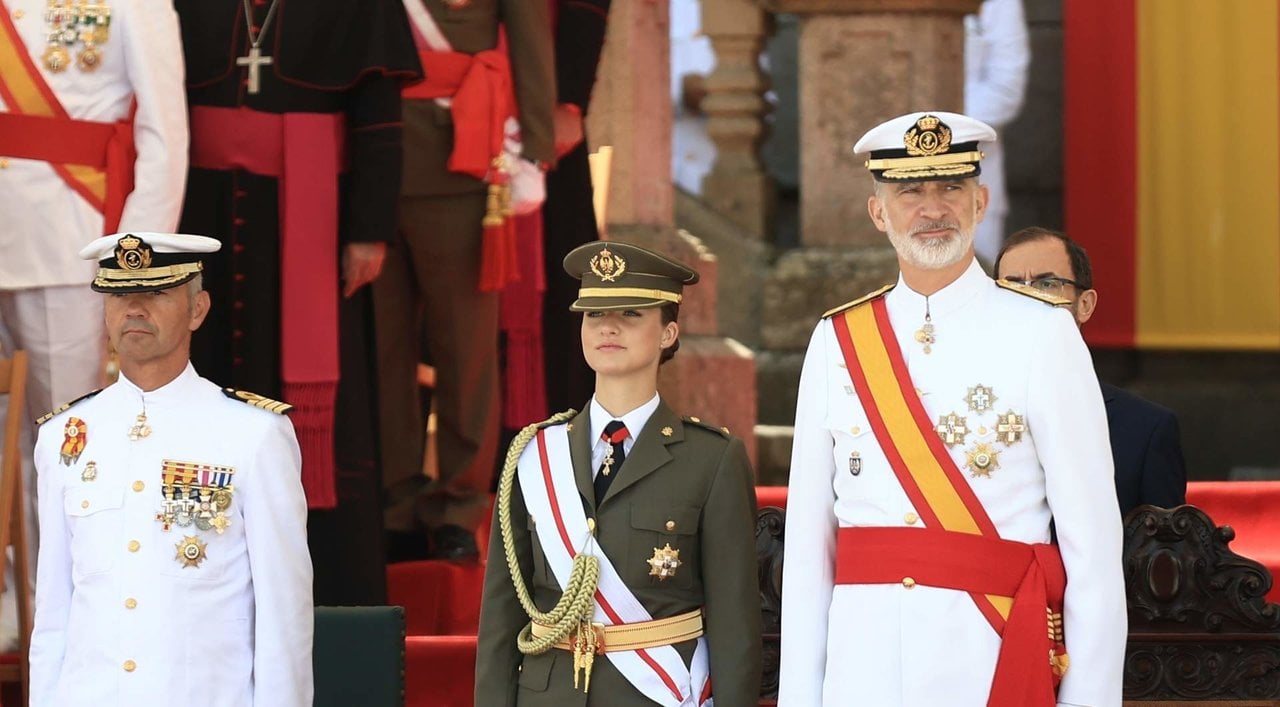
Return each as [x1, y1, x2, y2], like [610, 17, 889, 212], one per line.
[1065, 0, 1280, 350]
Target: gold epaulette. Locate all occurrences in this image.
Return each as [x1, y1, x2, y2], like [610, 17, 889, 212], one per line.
[683, 416, 731, 438]
[822, 283, 896, 320]
[222, 388, 293, 414]
[995, 279, 1072, 307]
[35, 389, 102, 426]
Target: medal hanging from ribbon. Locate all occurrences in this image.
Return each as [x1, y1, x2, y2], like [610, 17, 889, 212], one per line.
[157, 460, 235, 534]
[41, 0, 111, 73]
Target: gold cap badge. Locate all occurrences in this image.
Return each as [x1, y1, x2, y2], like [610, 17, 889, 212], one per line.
[903, 114, 951, 157]
[589, 247, 627, 282]
[114, 234, 153, 271]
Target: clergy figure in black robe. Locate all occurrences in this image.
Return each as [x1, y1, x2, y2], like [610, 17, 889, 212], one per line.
[542, 0, 612, 414]
[173, 0, 422, 605]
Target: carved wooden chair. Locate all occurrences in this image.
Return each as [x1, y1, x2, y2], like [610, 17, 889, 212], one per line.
[1123, 505, 1280, 705]
[0, 351, 31, 703]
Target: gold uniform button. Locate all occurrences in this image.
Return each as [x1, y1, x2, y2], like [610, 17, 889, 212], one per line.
[123, 660, 136, 672]
[125, 597, 137, 609]
[13, 9, 24, 19]
[80, 500, 89, 509]
[127, 540, 140, 552]
[904, 512, 919, 525]
[0, 158, 9, 169]
[586, 518, 596, 533]
[689, 417, 700, 423]
[665, 520, 676, 531]
[132, 480, 145, 492]
[902, 577, 916, 589]
[850, 426, 861, 435]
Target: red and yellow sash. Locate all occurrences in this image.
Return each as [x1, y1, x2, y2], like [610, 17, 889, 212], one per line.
[831, 296, 1014, 632]
[0, 2, 133, 231]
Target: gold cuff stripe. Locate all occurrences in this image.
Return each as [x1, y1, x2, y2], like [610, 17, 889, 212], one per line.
[865, 150, 985, 171]
[97, 262, 204, 280]
[577, 287, 682, 304]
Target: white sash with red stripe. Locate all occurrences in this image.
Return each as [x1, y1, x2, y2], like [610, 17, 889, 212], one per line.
[517, 423, 711, 706]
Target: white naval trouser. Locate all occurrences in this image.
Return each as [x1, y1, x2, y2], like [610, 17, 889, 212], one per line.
[0, 285, 105, 648]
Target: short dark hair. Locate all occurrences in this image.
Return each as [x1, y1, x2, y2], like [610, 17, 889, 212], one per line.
[995, 227, 1094, 290]
[659, 303, 680, 365]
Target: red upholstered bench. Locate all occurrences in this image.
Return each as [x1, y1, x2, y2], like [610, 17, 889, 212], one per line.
[388, 560, 486, 636]
[756, 485, 787, 510]
[1187, 480, 1280, 604]
[406, 635, 476, 707]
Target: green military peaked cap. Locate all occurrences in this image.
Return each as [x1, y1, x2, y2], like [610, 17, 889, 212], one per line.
[563, 241, 699, 311]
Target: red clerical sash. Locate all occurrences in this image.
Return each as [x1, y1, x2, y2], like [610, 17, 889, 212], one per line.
[0, 1, 134, 233]
[188, 105, 345, 509]
[830, 296, 1069, 707]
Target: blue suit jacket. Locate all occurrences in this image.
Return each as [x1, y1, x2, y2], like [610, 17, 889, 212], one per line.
[1102, 382, 1188, 517]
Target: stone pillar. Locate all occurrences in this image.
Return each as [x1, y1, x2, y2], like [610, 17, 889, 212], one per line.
[587, 0, 673, 227]
[587, 0, 760, 466]
[700, 0, 774, 239]
[761, 0, 981, 246]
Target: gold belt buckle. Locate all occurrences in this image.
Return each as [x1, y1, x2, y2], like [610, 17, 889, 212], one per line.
[590, 622, 607, 654]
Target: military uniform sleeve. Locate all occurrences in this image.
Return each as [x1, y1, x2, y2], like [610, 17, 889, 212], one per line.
[699, 435, 762, 706]
[777, 321, 837, 706]
[502, 0, 556, 164]
[341, 72, 406, 244]
[1026, 309, 1125, 707]
[555, 0, 610, 111]
[243, 414, 314, 707]
[1142, 412, 1187, 509]
[29, 424, 73, 705]
[115, 0, 189, 232]
[964, 0, 1029, 129]
[475, 475, 535, 707]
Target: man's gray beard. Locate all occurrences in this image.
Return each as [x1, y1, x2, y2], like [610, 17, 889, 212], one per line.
[887, 220, 975, 270]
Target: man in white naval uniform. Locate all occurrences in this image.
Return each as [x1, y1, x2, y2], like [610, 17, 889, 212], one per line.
[0, 0, 188, 646]
[29, 233, 313, 706]
[778, 112, 1125, 707]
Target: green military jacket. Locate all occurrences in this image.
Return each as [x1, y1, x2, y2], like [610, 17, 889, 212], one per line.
[475, 402, 763, 706]
[401, 0, 555, 196]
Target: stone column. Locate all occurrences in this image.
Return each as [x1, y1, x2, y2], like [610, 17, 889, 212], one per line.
[700, 0, 774, 239]
[587, 0, 760, 466]
[760, 0, 980, 246]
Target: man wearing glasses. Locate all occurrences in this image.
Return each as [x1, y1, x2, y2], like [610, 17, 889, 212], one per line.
[995, 227, 1188, 517]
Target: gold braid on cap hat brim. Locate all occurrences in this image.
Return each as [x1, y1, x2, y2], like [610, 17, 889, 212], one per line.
[498, 411, 604, 693]
[865, 150, 985, 172]
[576, 287, 682, 304]
[92, 262, 204, 289]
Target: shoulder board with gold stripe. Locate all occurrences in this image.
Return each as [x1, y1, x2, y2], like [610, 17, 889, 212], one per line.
[683, 416, 731, 438]
[995, 279, 1071, 307]
[222, 388, 293, 415]
[35, 389, 103, 426]
[822, 283, 896, 320]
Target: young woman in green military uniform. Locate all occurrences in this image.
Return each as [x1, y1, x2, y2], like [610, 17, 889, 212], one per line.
[475, 241, 762, 706]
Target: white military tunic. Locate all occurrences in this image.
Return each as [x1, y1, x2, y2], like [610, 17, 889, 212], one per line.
[778, 260, 1126, 707]
[30, 364, 313, 706]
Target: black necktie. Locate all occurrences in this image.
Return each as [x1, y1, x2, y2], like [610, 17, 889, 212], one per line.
[594, 420, 628, 504]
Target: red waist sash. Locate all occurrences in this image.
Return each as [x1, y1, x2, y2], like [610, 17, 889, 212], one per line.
[188, 105, 346, 509]
[836, 527, 1068, 707]
[0, 108, 135, 233]
[403, 48, 520, 291]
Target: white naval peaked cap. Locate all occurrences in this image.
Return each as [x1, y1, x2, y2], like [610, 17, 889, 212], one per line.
[853, 111, 997, 183]
[79, 232, 222, 293]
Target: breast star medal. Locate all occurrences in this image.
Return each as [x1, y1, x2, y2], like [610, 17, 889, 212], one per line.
[996, 410, 1026, 446]
[176, 536, 208, 568]
[60, 417, 87, 465]
[934, 412, 969, 448]
[964, 442, 1001, 478]
[647, 543, 682, 581]
[81, 461, 98, 482]
[965, 384, 997, 413]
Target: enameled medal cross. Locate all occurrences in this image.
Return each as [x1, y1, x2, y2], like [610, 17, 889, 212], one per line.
[236, 46, 273, 95]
